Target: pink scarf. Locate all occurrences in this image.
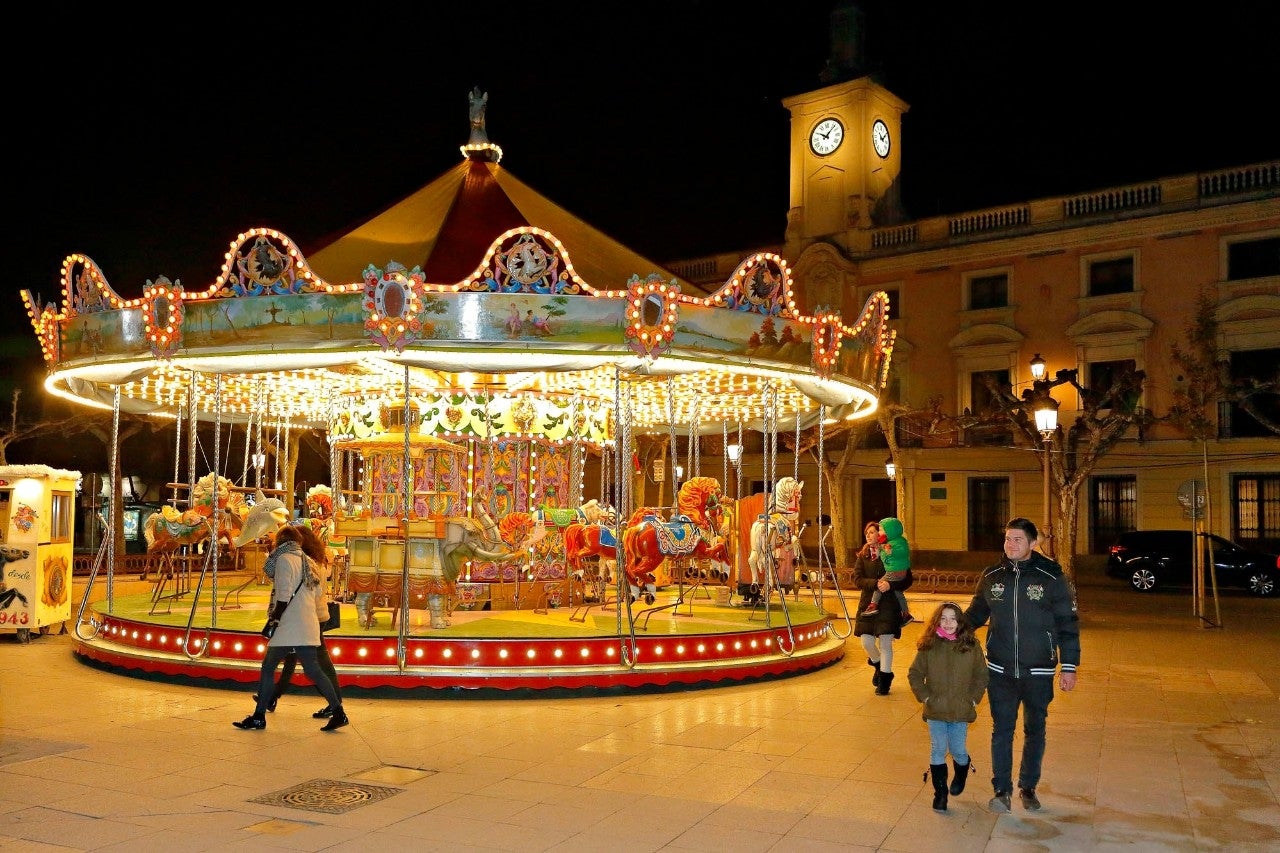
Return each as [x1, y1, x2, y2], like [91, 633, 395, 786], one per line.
[936, 627, 957, 641]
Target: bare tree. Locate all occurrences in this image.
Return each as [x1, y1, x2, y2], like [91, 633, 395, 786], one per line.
[1170, 287, 1280, 437]
[984, 369, 1151, 582]
[0, 390, 83, 466]
[76, 412, 168, 558]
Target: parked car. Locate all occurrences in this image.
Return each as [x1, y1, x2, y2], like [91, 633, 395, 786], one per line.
[1106, 530, 1280, 596]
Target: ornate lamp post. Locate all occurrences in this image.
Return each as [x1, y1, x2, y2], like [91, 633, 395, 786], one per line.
[1029, 354, 1059, 554]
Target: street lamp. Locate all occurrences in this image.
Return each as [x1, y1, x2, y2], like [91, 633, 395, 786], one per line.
[1031, 357, 1060, 554]
[1029, 353, 1047, 382]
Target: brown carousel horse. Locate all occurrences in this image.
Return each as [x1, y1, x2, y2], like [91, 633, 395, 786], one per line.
[142, 474, 248, 578]
[621, 477, 730, 604]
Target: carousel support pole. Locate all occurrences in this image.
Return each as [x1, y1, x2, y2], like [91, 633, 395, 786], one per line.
[210, 375, 223, 622]
[106, 387, 121, 611]
[170, 401, 183, 509]
[399, 366, 412, 667]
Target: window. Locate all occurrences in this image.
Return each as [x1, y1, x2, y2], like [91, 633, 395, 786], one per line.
[51, 491, 74, 543]
[1233, 474, 1280, 554]
[1087, 359, 1137, 404]
[1219, 348, 1280, 438]
[969, 369, 1010, 416]
[967, 273, 1008, 310]
[965, 369, 1014, 446]
[1227, 236, 1280, 281]
[968, 478, 1009, 553]
[1090, 476, 1136, 553]
[1088, 256, 1134, 296]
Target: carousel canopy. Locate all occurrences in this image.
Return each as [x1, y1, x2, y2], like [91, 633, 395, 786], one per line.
[19, 92, 894, 440]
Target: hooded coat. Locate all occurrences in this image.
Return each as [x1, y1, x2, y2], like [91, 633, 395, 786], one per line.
[908, 634, 989, 722]
[878, 516, 910, 574]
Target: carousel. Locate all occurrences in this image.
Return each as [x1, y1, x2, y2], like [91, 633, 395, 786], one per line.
[19, 91, 895, 693]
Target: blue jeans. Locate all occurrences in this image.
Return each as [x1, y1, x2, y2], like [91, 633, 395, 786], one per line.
[253, 645, 340, 718]
[927, 719, 971, 765]
[987, 672, 1055, 793]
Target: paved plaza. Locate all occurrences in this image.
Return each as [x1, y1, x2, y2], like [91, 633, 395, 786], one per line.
[1, 572, 1278, 851]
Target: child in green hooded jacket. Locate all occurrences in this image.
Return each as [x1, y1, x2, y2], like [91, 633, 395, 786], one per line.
[862, 516, 914, 623]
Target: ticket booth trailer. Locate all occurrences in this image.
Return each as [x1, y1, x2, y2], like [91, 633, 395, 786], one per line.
[0, 465, 81, 643]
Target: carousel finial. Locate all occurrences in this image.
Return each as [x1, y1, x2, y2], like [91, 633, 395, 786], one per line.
[461, 87, 503, 163]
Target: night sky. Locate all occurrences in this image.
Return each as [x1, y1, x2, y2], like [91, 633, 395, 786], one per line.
[6, 0, 1276, 350]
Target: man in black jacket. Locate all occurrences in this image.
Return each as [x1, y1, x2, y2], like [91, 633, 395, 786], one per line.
[965, 517, 1079, 813]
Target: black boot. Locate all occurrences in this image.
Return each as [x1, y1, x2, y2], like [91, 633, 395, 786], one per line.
[868, 658, 881, 688]
[875, 671, 894, 695]
[949, 759, 971, 795]
[929, 764, 949, 812]
[320, 707, 349, 732]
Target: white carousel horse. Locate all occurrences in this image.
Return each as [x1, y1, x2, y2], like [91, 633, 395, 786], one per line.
[745, 476, 804, 604]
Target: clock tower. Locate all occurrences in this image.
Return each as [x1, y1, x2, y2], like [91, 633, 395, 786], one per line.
[782, 76, 908, 256]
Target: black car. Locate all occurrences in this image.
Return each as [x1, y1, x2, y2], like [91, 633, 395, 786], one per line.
[1106, 530, 1280, 596]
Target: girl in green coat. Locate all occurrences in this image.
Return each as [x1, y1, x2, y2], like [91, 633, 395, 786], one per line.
[908, 602, 989, 812]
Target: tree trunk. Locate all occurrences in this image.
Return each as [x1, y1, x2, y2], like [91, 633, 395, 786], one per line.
[808, 441, 854, 568]
[882, 408, 906, 535]
[284, 430, 303, 514]
[1055, 481, 1079, 584]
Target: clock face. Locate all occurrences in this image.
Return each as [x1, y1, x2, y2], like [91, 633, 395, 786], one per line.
[872, 119, 891, 158]
[809, 118, 844, 156]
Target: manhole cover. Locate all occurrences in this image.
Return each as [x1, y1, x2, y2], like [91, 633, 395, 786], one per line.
[250, 779, 403, 814]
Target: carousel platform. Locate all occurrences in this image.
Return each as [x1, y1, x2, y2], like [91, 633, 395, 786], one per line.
[70, 578, 846, 694]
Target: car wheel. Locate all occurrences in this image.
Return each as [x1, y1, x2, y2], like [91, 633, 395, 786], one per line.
[1246, 572, 1277, 597]
[1129, 564, 1159, 592]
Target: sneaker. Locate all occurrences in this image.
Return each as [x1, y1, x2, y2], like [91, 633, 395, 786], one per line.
[862, 603, 880, 616]
[313, 706, 335, 719]
[232, 716, 266, 730]
[989, 792, 1011, 813]
[1019, 787, 1041, 811]
[901, 612, 915, 625]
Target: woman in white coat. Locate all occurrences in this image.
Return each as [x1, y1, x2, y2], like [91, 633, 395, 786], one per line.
[233, 524, 347, 732]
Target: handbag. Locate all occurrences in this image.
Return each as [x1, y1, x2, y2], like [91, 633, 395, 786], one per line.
[261, 575, 306, 640]
[319, 600, 341, 632]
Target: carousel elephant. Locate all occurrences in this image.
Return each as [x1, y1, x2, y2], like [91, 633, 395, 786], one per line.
[442, 517, 526, 584]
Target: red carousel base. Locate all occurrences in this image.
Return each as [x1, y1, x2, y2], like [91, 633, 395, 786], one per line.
[72, 594, 845, 694]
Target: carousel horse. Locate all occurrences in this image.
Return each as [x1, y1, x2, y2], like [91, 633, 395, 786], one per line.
[563, 521, 621, 575]
[621, 477, 729, 604]
[143, 474, 248, 576]
[303, 484, 341, 553]
[563, 516, 623, 602]
[562, 502, 619, 572]
[745, 476, 804, 604]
